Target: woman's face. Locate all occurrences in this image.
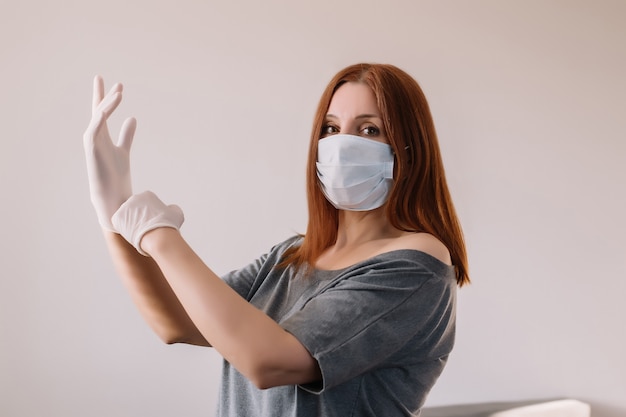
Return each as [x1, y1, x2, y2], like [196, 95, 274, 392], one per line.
[321, 82, 388, 144]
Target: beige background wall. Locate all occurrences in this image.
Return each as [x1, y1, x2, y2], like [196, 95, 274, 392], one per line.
[1, 1, 624, 416]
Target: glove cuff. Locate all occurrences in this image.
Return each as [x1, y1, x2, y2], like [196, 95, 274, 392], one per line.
[112, 191, 184, 256]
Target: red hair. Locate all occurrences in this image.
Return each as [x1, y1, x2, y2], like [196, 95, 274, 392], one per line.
[282, 63, 469, 286]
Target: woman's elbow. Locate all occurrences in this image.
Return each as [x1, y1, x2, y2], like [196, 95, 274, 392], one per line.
[247, 366, 284, 390]
[250, 376, 274, 391]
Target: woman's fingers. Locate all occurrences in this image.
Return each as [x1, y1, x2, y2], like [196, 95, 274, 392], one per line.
[86, 76, 135, 150]
[92, 75, 104, 114]
[92, 75, 124, 116]
[97, 90, 123, 118]
[118, 117, 137, 150]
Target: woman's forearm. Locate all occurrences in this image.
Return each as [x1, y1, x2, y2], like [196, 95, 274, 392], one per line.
[141, 227, 321, 389]
[103, 231, 209, 346]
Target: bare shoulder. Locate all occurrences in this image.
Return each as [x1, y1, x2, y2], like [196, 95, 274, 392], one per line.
[389, 232, 452, 266]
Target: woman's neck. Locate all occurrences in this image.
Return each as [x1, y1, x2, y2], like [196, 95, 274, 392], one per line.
[314, 208, 412, 270]
[333, 208, 401, 249]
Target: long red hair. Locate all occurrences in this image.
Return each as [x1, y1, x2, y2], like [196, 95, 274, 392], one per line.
[282, 63, 469, 286]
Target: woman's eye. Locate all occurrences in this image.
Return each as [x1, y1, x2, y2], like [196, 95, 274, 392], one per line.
[361, 125, 380, 136]
[321, 124, 339, 137]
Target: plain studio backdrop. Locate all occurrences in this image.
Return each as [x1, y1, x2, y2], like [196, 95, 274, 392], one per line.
[1, 0, 624, 416]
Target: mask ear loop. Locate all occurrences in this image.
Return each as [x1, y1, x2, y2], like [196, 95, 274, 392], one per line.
[391, 145, 411, 180]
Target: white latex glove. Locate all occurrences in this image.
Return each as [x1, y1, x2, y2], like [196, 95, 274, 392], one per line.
[83, 75, 137, 230]
[111, 191, 184, 256]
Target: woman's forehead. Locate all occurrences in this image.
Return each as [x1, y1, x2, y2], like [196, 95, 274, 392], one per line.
[327, 82, 380, 118]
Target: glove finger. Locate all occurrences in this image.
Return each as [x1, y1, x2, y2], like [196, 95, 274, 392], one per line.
[92, 75, 104, 115]
[118, 117, 137, 150]
[107, 82, 123, 100]
[96, 90, 123, 119]
[92, 77, 123, 114]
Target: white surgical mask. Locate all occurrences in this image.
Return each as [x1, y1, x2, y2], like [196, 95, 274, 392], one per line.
[316, 134, 394, 211]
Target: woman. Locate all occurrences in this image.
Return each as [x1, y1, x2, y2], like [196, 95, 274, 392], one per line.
[83, 63, 469, 416]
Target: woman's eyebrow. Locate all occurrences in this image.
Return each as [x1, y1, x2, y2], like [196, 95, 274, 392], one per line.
[355, 114, 381, 119]
[325, 113, 382, 119]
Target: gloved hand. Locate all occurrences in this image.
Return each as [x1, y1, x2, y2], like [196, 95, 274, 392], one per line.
[112, 191, 184, 256]
[83, 75, 137, 231]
